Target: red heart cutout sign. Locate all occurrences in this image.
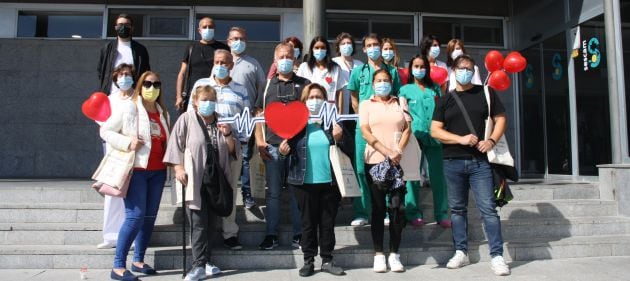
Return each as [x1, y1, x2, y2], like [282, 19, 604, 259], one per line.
[264, 101, 309, 139]
[82, 92, 111, 122]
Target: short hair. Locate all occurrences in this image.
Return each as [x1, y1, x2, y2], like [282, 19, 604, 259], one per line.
[111, 63, 135, 84]
[452, 54, 476, 69]
[274, 43, 293, 59]
[300, 83, 327, 103]
[228, 26, 247, 39]
[116, 14, 133, 25]
[446, 39, 467, 67]
[362, 33, 381, 47]
[198, 17, 214, 27]
[335, 32, 355, 56]
[372, 68, 392, 82]
[214, 49, 233, 62]
[192, 85, 217, 102]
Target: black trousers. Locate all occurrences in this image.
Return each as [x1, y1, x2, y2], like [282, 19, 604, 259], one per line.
[292, 183, 341, 264]
[365, 164, 406, 253]
[185, 187, 219, 268]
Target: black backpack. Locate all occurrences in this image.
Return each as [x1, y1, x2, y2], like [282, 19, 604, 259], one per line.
[195, 114, 234, 217]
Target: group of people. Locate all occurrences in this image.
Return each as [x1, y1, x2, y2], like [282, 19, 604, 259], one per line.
[95, 13, 510, 281]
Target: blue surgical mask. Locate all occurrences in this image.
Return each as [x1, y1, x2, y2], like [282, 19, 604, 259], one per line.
[117, 75, 133, 91]
[306, 98, 325, 113]
[294, 48, 300, 58]
[201, 28, 214, 41]
[412, 68, 426, 79]
[374, 82, 392, 97]
[382, 50, 395, 62]
[277, 58, 294, 74]
[455, 69, 475, 85]
[312, 49, 327, 61]
[213, 65, 229, 79]
[366, 46, 381, 61]
[198, 100, 216, 116]
[340, 44, 353, 56]
[231, 40, 246, 54]
[429, 46, 440, 58]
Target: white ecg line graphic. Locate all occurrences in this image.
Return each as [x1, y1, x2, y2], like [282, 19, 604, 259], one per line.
[217, 102, 358, 137]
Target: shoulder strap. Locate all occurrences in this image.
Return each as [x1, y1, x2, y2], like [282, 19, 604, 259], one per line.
[183, 43, 194, 94]
[483, 85, 492, 118]
[450, 91, 477, 136]
[194, 113, 211, 143]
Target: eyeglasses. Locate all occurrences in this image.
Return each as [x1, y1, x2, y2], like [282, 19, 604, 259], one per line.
[142, 81, 162, 89]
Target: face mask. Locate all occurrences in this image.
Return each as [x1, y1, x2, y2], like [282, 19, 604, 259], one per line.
[366, 46, 381, 61]
[451, 49, 464, 60]
[429, 46, 440, 58]
[312, 49, 327, 61]
[231, 40, 246, 54]
[306, 98, 325, 113]
[116, 25, 131, 39]
[117, 75, 133, 91]
[340, 44, 353, 56]
[277, 58, 294, 74]
[201, 28, 214, 41]
[455, 68, 475, 85]
[412, 68, 426, 80]
[213, 65, 229, 79]
[294, 48, 300, 58]
[373, 82, 392, 97]
[142, 87, 160, 103]
[382, 50, 395, 62]
[198, 100, 216, 116]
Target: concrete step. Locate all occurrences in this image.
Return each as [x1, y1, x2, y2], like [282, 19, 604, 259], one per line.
[2, 215, 629, 246]
[0, 180, 600, 205]
[0, 199, 616, 226]
[1, 235, 629, 269]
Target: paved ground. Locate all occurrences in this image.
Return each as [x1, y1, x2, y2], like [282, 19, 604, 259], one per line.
[2, 256, 629, 281]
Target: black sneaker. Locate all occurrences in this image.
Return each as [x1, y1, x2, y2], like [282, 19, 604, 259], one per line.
[299, 263, 315, 277]
[321, 261, 345, 276]
[292, 234, 302, 249]
[259, 235, 279, 250]
[224, 236, 242, 250]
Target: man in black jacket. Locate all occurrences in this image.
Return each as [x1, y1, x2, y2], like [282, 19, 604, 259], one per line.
[97, 14, 150, 96]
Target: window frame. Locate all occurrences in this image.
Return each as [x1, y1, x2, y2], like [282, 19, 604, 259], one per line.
[8, 3, 105, 39]
[105, 5, 192, 41]
[420, 12, 507, 49]
[325, 9, 419, 46]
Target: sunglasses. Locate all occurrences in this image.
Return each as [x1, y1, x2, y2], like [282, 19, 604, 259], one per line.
[142, 81, 162, 89]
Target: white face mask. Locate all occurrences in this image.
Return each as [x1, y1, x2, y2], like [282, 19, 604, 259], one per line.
[451, 49, 464, 60]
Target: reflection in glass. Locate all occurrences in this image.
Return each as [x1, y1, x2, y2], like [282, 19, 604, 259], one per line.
[621, 0, 630, 157]
[17, 12, 102, 38]
[519, 44, 545, 175]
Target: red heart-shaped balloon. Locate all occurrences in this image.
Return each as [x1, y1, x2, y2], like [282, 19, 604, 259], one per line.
[485, 50, 505, 72]
[264, 101, 309, 139]
[82, 92, 111, 122]
[430, 65, 448, 85]
[503, 51, 527, 73]
[487, 70, 511, 91]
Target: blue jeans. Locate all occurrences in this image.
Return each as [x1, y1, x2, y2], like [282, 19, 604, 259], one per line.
[240, 141, 252, 197]
[443, 158, 503, 257]
[263, 144, 301, 236]
[113, 169, 166, 268]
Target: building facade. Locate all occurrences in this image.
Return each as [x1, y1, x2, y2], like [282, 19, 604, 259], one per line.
[0, 0, 627, 180]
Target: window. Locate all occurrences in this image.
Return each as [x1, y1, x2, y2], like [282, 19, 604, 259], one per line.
[422, 16, 504, 47]
[326, 13, 414, 43]
[195, 15, 281, 42]
[107, 9, 189, 38]
[17, 11, 102, 38]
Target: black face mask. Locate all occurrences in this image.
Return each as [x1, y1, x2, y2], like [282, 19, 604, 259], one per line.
[116, 25, 131, 39]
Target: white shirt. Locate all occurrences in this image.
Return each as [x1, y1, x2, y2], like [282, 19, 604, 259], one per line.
[296, 62, 347, 103]
[332, 56, 364, 114]
[110, 40, 134, 97]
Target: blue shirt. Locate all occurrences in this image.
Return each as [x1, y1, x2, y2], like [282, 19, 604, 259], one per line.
[304, 123, 332, 184]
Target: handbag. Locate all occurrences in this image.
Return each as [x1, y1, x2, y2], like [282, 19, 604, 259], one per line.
[450, 88, 517, 206]
[196, 114, 234, 217]
[398, 135, 423, 181]
[249, 147, 267, 199]
[483, 86, 515, 167]
[329, 144, 361, 197]
[91, 148, 135, 198]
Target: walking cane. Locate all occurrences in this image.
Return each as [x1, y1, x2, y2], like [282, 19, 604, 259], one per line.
[182, 184, 186, 279]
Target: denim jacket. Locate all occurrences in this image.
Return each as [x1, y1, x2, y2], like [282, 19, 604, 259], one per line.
[286, 122, 349, 186]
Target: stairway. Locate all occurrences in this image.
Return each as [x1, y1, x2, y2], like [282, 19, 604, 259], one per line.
[1, 179, 629, 270]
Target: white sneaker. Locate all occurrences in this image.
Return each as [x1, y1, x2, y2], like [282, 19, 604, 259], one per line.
[351, 218, 368, 226]
[384, 218, 390, 226]
[373, 254, 387, 273]
[388, 253, 405, 272]
[96, 241, 116, 249]
[446, 250, 470, 269]
[490, 256, 510, 276]
[184, 266, 206, 281]
[205, 263, 221, 276]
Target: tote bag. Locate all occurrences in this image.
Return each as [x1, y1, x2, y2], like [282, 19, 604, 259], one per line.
[329, 144, 361, 197]
[91, 148, 135, 198]
[483, 86, 515, 167]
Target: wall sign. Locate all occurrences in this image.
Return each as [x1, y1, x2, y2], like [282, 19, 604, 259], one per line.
[582, 37, 601, 71]
[552, 53, 563, 80]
